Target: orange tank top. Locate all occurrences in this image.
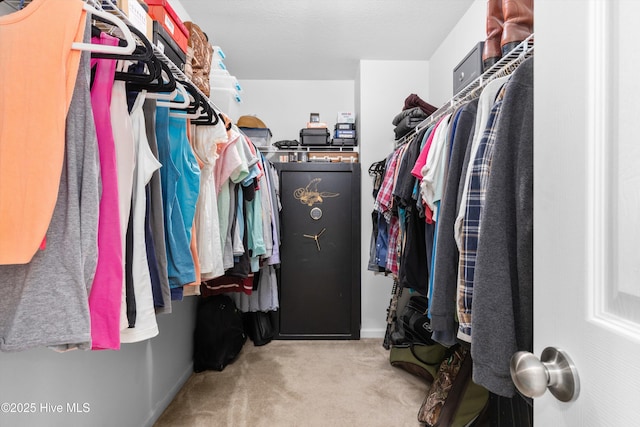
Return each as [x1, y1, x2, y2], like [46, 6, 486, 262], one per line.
[0, 0, 86, 264]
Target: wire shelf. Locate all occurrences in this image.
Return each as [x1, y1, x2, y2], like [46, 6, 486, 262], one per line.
[395, 33, 534, 147]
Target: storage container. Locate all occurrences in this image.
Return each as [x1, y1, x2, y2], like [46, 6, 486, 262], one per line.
[211, 74, 242, 93]
[152, 21, 186, 71]
[337, 112, 355, 124]
[331, 138, 357, 147]
[145, 0, 190, 53]
[212, 46, 226, 61]
[210, 87, 242, 122]
[335, 123, 356, 130]
[453, 41, 484, 95]
[300, 128, 330, 146]
[211, 59, 227, 71]
[113, 0, 153, 40]
[239, 127, 272, 147]
[334, 129, 356, 139]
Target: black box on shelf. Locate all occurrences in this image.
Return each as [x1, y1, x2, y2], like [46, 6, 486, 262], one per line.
[335, 123, 356, 130]
[334, 129, 357, 139]
[331, 138, 357, 147]
[152, 21, 186, 72]
[452, 41, 484, 95]
[300, 128, 330, 146]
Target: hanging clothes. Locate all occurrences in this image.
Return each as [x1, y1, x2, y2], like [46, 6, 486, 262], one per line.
[394, 133, 428, 294]
[192, 123, 227, 281]
[111, 60, 137, 322]
[89, 32, 124, 351]
[453, 76, 510, 249]
[0, 0, 86, 264]
[371, 56, 533, 406]
[471, 57, 534, 398]
[430, 98, 478, 347]
[457, 90, 506, 343]
[230, 264, 279, 313]
[0, 22, 99, 352]
[120, 92, 162, 343]
[155, 105, 196, 295]
[143, 99, 172, 315]
[263, 159, 282, 267]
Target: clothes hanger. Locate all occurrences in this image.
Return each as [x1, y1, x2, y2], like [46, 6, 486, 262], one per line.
[180, 80, 220, 125]
[114, 52, 160, 85]
[72, 3, 135, 55]
[145, 84, 178, 101]
[169, 105, 207, 120]
[153, 75, 220, 124]
[91, 20, 153, 63]
[155, 82, 191, 108]
[191, 101, 221, 126]
[126, 59, 177, 93]
[101, 25, 163, 86]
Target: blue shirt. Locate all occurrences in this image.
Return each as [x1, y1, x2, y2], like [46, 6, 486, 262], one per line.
[155, 106, 195, 290]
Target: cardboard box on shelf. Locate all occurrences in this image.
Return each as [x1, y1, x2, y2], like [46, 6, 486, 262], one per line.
[111, 0, 154, 41]
[306, 122, 328, 129]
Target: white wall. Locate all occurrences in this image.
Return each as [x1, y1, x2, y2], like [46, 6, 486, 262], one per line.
[0, 298, 197, 427]
[234, 80, 355, 144]
[428, 0, 486, 105]
[357, 60, 430, 337]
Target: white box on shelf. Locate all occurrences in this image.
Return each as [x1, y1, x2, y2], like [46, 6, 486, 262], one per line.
[337, 112, 355, 124]
[212, 46, 226, 61]
[211, 59, 227, 71]
[211, 87, 242, 122]
[211, 74, 242, 93]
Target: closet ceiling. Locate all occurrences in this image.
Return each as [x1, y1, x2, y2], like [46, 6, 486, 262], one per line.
[179, 0, 475, 80]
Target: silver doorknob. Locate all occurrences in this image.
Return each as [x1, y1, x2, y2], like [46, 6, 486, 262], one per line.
[510, 347, 580, 402]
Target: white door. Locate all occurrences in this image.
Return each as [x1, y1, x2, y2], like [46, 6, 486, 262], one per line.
[533, 0, 640, 424]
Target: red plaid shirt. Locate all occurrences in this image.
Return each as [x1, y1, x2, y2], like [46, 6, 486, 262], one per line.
[374, 149, 401, 221]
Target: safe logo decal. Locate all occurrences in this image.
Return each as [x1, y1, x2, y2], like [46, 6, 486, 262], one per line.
[293, 178, 340, 206]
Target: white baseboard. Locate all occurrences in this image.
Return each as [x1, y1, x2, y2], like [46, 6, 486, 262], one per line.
[360, 328, 386, 338]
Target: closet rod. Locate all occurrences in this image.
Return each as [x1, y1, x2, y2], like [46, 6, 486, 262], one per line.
[396, 33, 534, 147]
[99, 0, 224, 117]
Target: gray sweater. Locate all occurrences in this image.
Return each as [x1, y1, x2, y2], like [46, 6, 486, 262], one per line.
[471, 57, 534, 397]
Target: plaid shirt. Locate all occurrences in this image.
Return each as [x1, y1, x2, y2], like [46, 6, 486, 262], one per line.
[386, 215, 401, 276]
[457, 94, 505, 342]
[374, 149, 401, 221]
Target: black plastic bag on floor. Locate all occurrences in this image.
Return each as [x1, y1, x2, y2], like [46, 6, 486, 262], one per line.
[193, 295, 247, 372]
[243, 311, 275, 346]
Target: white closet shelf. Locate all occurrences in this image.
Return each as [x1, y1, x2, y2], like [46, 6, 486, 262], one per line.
[258, 145, 357, 153]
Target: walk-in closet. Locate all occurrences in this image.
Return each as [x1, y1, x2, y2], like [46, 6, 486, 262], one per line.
[1, 0, 638, 426]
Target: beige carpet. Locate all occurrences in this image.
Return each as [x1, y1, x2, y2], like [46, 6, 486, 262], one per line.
[154, 339, 428, 427]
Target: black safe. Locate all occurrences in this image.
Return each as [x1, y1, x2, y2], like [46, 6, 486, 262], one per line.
[274, 162, 361, 339]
